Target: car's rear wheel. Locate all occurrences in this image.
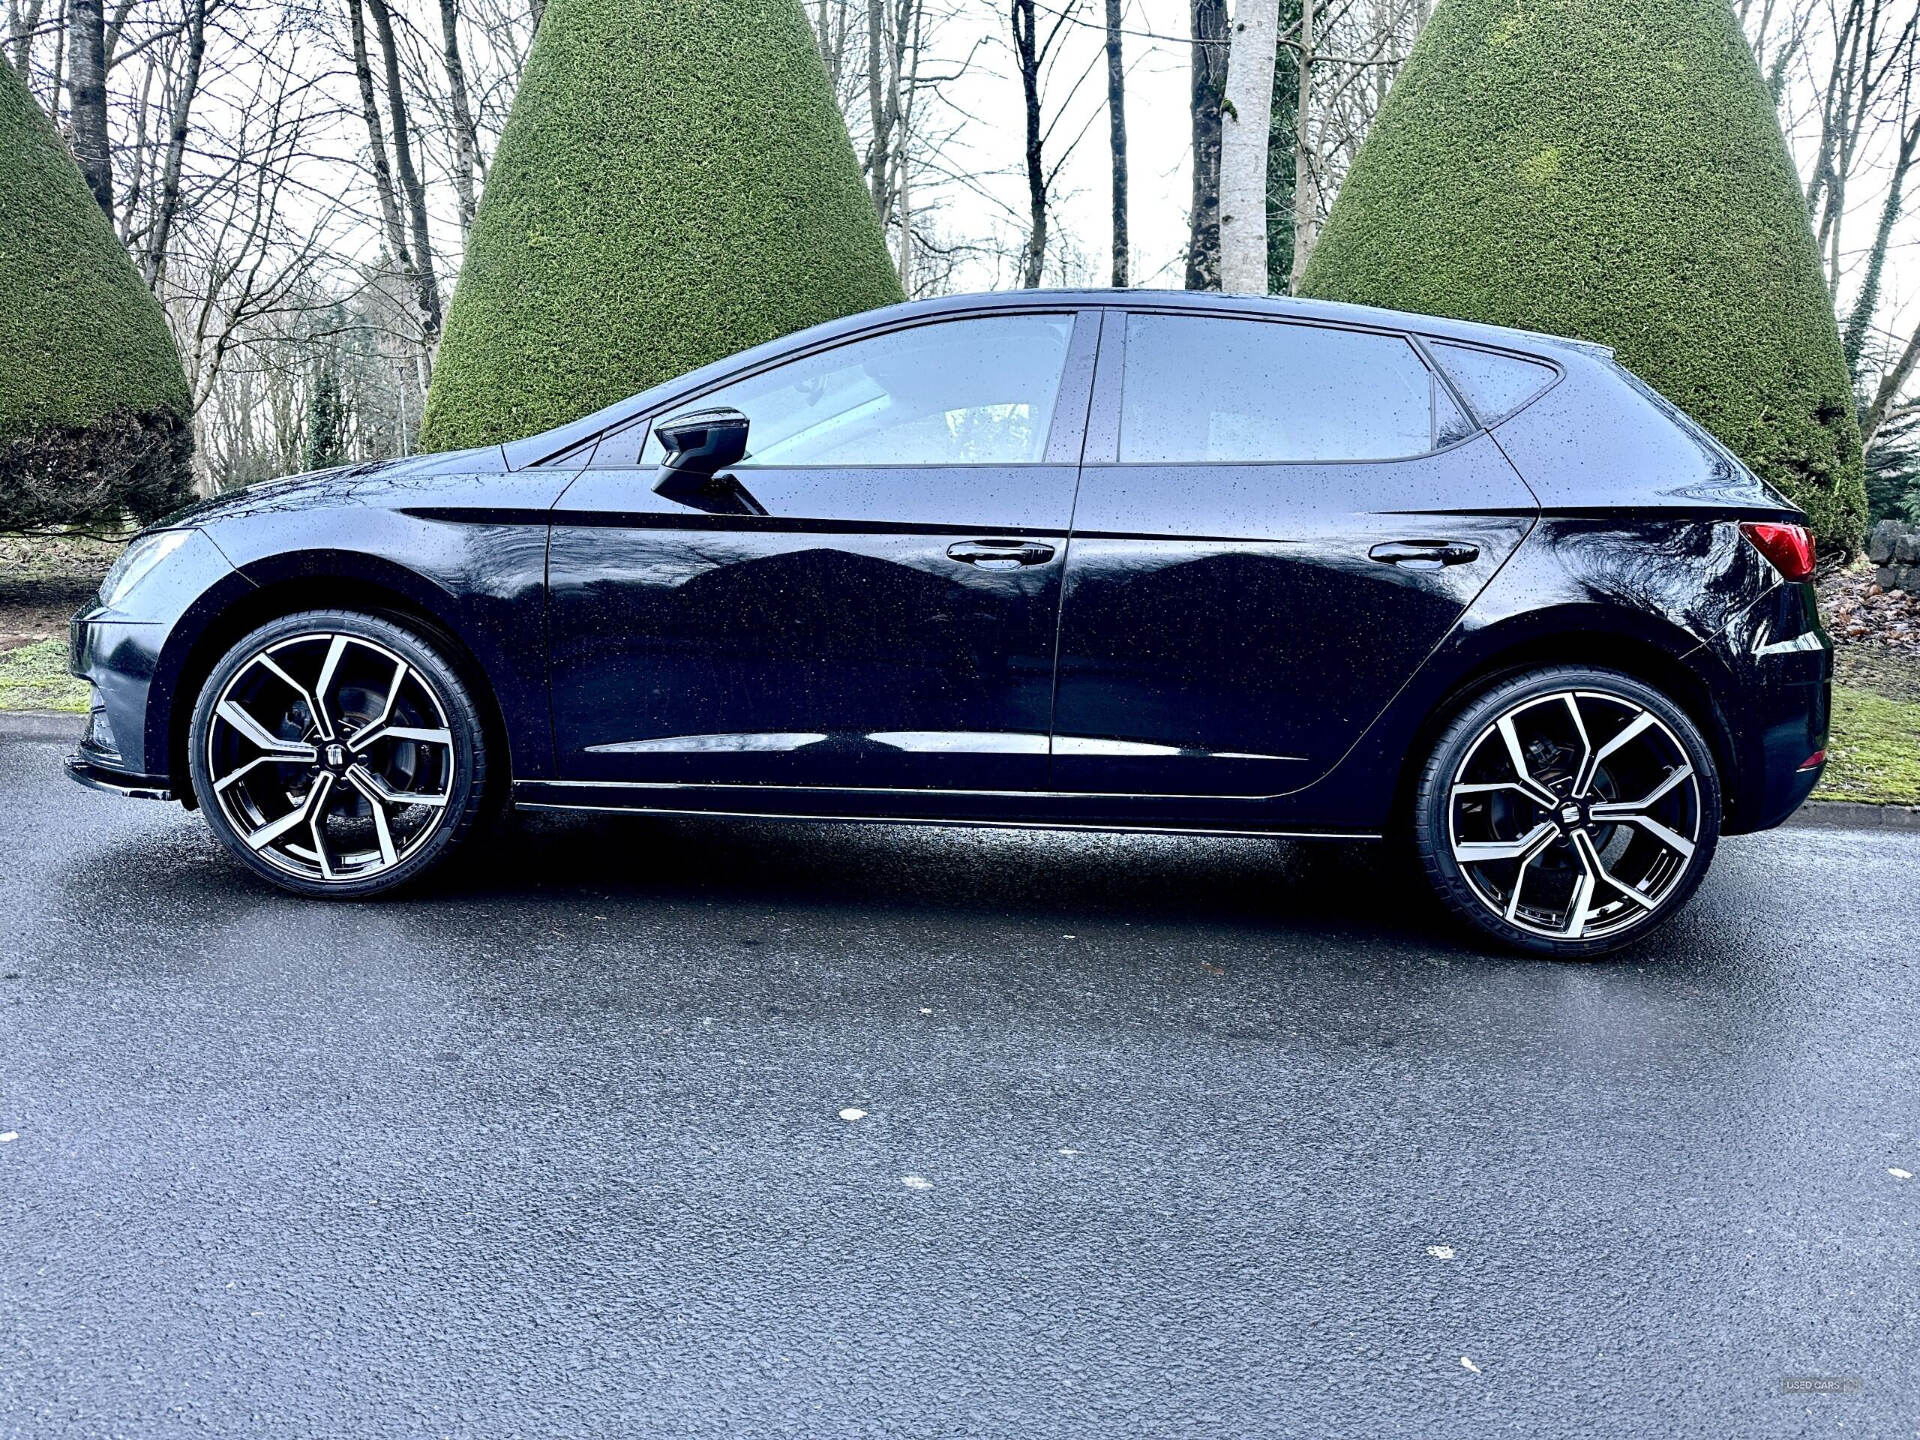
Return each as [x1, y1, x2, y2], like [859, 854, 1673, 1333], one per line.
[188, 610, 488, 897]
[1411, 666, 1721, 958]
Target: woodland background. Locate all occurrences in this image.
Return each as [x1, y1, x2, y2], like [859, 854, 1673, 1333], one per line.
[7, 0, 1920, 510]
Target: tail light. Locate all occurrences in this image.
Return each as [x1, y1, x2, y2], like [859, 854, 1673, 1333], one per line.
[1740, 521, 1816, 582]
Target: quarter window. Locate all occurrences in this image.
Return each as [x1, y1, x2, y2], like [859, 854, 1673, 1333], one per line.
[1431, 341, 1557, 424]
[1119, 314, 1448, 464]
[639, 313, 1075, 468]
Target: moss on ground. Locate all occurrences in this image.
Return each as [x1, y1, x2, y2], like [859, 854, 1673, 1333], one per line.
[0, 638, 87, 712]
[1818, 686, 1920, 807]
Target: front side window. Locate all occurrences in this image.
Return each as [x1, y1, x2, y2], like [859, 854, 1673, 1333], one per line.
[1119, 314, 1454, 464]
[639, 313, 1075, 468]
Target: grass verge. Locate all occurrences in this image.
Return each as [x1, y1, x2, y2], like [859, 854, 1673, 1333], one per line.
[0, 639, 88, 713]
[1819, 685, 1920, 806]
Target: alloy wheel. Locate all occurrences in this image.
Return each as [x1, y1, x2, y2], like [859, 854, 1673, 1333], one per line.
[1446, 689, 1703, 942]
[204, 630, 457, 884]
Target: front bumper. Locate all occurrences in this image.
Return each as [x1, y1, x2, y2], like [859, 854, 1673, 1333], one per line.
[64, 754, 174, 801]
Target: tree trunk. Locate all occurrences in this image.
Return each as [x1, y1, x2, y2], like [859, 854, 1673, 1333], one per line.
[1220, 0, 1278, 293]
[367, 0, 444, 356]
[1266, 0, 1299, 292]
[1288, 0, 1317, 290]
[866, 0, 891, 217]
[438, 0, 481, 235]
[1013, 0, 1046, 288]
[1105, 0, 1127, 287]
[1185, 0, 1227, 290]
[142, 0, 207, 288]
[348, 0, 409, 272]
[68, 0, 110, 212]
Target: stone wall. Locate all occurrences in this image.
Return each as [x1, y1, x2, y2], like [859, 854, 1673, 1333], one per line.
[1868, 519, 1920, 593]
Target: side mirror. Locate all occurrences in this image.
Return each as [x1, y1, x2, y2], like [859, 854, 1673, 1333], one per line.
[652, 407, 765, 516]
[655, 407, 750, 479]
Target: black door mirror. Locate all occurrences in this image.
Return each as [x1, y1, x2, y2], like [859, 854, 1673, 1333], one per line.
[652, 407, 766, 516]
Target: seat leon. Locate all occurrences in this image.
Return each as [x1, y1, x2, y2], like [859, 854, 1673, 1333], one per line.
[66, 291, 1831, 957]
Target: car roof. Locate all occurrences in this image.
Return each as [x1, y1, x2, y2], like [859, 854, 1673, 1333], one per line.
[503, 288, 1610, 469]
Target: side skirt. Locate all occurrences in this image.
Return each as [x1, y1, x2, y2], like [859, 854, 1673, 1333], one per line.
[511, 780, 1381, 843]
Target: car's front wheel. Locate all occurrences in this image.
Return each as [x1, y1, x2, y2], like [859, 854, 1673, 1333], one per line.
[1411, 666, 1721, 958]
[188, 610, 489, 897]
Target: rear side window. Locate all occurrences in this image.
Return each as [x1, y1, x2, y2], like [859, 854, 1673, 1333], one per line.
[1120, 314, 1453, 464]
[1431, 342, 1556, 424]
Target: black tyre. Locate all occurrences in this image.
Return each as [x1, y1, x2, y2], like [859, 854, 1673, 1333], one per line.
[187, 609, 489, 898]
[1411, 666, 1721, 958]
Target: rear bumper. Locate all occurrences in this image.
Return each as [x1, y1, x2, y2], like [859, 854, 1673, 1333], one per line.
[1725, 587, 1832, 835]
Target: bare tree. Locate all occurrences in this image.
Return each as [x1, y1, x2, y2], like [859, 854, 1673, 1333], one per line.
[1104, 0, 1126, 286]
[437, 0, 481, 233]
[1010, 0, 1078, 289]
[1220, 0, 1279, 293]
[1185, 0, 1226, 290]
[67, 0, 110, 209]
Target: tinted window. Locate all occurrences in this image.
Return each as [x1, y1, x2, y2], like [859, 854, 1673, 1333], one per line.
[641, 314, 1074, 467]
[1120, 314, 1440, 463]
[1432, 341, 1556, 423]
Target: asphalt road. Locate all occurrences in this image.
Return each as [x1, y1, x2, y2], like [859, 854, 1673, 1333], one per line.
[2, 729, 1917, 1439]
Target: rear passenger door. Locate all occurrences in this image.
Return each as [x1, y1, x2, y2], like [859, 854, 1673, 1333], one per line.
[1050, 310, 1540, 798]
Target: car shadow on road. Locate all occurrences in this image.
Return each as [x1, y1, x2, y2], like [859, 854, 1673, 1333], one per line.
[424, 808, 1450, 946]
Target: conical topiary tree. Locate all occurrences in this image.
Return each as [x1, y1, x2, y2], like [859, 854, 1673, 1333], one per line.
[1301, 0, 1867, 553]
[0, 60, 192, 531]
[419, 0, 905, 452]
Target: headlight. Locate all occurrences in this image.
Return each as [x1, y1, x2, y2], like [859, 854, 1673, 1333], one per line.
[99, 529, 195, 608]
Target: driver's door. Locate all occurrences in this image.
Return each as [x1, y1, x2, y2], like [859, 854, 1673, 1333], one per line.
[546, 309, 1097, 794]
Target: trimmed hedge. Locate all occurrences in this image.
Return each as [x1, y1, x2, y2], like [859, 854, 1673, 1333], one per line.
[1301, 0, 1867, 553]
[0, 59, 192, 530]
[419, 0, 904, 451]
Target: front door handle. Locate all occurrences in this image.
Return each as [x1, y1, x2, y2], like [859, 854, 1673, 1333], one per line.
[1368, 539, 1480, 570]
[946, 539, 1057, 571]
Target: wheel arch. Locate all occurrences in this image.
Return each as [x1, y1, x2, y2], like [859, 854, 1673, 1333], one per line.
[1388, 612, 1743, 831]
[160, 557, 512, 809]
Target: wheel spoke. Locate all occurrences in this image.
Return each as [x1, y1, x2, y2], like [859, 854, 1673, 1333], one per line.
[244, 778, 326, 851]
[348, 762, 448, 809]
[1454, 822, 1557, 864]
[1586, 711, 1656, 778]
[1504, 826, 1559, 921]
[1571, 829, 1657, 912]
[1563, 835, 1598, 938]
[369, 725, 453, 747]
[1591, 764, 1694, 818]
[348, 659, 412, 752]
[312, 634, 350, 739]
[305, 772, 338, 880]
[214, 755, 291, 794]
[1592, 810, 1696, 861]
[344, 766, 402, 867]
[1564, 694, 1596, 797]
[216, 699, 315, 760]
[258, 653, 332, 742]
[1495, 715, 1560, 807]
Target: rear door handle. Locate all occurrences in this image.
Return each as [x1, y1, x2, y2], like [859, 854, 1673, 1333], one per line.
[1368, 540, 1480, 570]
[946, 539, 1057, 571]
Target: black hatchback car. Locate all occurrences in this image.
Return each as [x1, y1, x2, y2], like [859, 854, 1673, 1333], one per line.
[67, 290, 1830, 956]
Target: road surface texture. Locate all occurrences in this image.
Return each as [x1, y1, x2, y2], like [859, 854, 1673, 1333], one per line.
[2, 728, 1917, 1438]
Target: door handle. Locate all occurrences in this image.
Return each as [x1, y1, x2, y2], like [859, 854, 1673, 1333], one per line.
[946, 539, 1057, 571]
[1368, 539, 1480, 570]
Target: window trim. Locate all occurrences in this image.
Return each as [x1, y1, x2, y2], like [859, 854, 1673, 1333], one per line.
[1087, 308, 1492, 469]
[538, 307, 1099, 472]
